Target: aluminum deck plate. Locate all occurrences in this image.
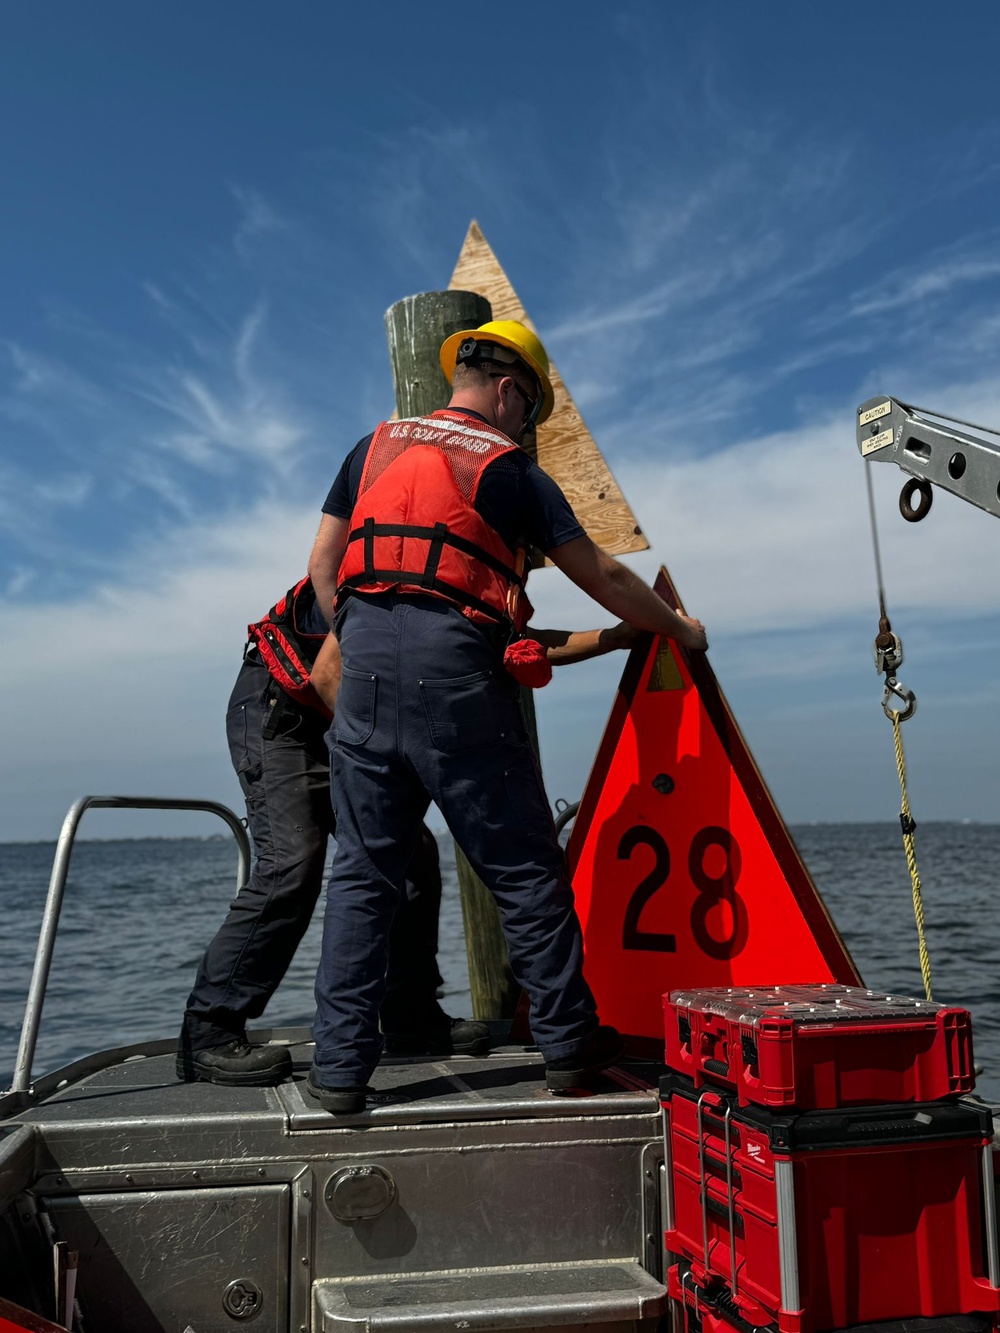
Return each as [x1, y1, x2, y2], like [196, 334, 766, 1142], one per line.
[10, 1039, 659, 1130]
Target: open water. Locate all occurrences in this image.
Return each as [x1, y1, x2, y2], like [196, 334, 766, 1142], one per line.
[2, 823, 1000, 1100]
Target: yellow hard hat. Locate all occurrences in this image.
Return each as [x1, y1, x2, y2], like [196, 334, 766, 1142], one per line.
[439, 319, 555, 425]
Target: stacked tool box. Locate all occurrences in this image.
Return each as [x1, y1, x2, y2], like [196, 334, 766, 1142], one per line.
[660, 985, 1000, 1333]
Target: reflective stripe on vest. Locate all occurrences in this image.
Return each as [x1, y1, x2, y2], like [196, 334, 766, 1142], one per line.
[336, 411, 529, 629]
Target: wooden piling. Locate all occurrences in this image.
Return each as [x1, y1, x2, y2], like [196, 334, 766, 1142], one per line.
[385, 290, 490, 418]
[384, 289, 521, 1022]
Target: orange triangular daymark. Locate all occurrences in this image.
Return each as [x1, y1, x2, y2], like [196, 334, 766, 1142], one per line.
[450, 221, 648, 557]
[566, 566, 861, 1053]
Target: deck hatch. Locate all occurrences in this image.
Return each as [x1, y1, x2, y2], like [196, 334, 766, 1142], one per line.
[45, 1184, 290, 1333]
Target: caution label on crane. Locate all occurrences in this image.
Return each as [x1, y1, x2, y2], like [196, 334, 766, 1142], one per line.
[567, 566, 860, 1051]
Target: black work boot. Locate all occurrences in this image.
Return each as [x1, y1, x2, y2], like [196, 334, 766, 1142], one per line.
[545, 1026, 625, 1093]
[305, 1070, 368, 1115]
[382, 1014, 491, 1057]
[176, 1038, 293, 1087]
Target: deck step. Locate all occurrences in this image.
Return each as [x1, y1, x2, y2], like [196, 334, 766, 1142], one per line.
[313, 1259, 666, 1331]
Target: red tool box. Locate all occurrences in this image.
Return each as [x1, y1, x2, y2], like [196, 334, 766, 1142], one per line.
[660, 1070, 1000, 1333]
[666, 1263, 997, 1333]
[664, 984, 974, 1109]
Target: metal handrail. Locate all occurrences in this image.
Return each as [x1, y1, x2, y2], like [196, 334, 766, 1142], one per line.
[553, 800, 580, 837]
[10, 796, 251, 1095]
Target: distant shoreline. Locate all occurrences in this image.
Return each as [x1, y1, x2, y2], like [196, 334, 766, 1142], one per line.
[1, 820, 998, 848]
[0, 834, 236, 847]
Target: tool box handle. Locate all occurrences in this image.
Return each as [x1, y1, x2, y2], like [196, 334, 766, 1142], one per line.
[695, 1091, 740, 1296]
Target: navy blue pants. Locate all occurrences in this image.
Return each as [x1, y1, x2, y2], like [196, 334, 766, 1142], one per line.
[181, 656, 444, 1052]
[313, 592, 598, 1085]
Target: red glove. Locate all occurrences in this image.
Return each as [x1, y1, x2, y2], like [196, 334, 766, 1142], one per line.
[503, 637, 553, 688]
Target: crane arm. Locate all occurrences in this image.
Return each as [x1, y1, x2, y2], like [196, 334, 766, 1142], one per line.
[857, 395, 1000, 520]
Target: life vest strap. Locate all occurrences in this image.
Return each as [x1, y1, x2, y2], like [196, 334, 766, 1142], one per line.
[338, 569, 511, 625]
[348, 519, 524, 590]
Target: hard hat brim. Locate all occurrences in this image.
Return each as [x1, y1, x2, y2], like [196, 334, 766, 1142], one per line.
[440, 328, 555, 425]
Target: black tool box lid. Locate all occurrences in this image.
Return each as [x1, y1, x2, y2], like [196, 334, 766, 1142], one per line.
[659, 1069, 993, 1151]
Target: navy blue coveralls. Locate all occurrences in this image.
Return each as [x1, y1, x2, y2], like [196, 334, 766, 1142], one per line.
[312, 411, 600, 1086]
[180, 634, 446, 1056]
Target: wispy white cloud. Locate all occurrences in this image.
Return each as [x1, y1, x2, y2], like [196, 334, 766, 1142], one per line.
[3, 343, 109, 422]
[844, 246, 1000, 321]
[535, 110, 881, 439]
[0, 497, 322, 839]
[0, 462, 96, 556]
[0, 498, 318, 719]
[1, 278, 316, 590]
[131, 364, 303, 475]
[127, 298, 306, 472]
[231, 184, 292, 262]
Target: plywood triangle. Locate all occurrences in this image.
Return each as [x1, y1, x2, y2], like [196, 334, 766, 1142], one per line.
[566, 565, 860, 1054]
[450, 221, 648, 557]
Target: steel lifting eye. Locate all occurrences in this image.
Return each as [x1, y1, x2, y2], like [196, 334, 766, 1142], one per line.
[899, 477, 933, 523]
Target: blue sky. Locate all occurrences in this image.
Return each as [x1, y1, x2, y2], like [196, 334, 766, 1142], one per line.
[3, 3, 1000, 840]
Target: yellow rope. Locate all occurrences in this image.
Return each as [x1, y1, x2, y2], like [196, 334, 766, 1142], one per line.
[891, 711, 933, 1001]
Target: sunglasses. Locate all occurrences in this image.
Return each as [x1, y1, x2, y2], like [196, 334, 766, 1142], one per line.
[489, 372, 541, 428]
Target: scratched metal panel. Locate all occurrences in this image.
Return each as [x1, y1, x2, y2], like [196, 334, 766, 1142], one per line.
[46, 1185, 289, 1333]
[311, 1140, 645, 1279]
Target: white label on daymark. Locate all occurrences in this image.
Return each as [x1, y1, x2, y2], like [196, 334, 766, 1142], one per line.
[861, 427, 894, 455]
[859, 401, 892, 427]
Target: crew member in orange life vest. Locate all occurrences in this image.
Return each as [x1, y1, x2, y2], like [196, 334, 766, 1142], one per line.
[306, 320, 708, 1114]
[176, 573, 640, 1087]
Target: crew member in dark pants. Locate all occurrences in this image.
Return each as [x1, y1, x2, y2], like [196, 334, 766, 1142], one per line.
[306, 319, 709, 1113]
[176, 576, 634, 1087]
[176, 577, 488, 1086]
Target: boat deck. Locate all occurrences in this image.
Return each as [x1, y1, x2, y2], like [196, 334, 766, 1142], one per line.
[8, 1033, 660, 1128]
[0, 1035, 667, 1333]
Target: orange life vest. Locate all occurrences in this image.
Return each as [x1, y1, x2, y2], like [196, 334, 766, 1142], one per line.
[336, 411, 531, 630]
[247, 576, 332, 719]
